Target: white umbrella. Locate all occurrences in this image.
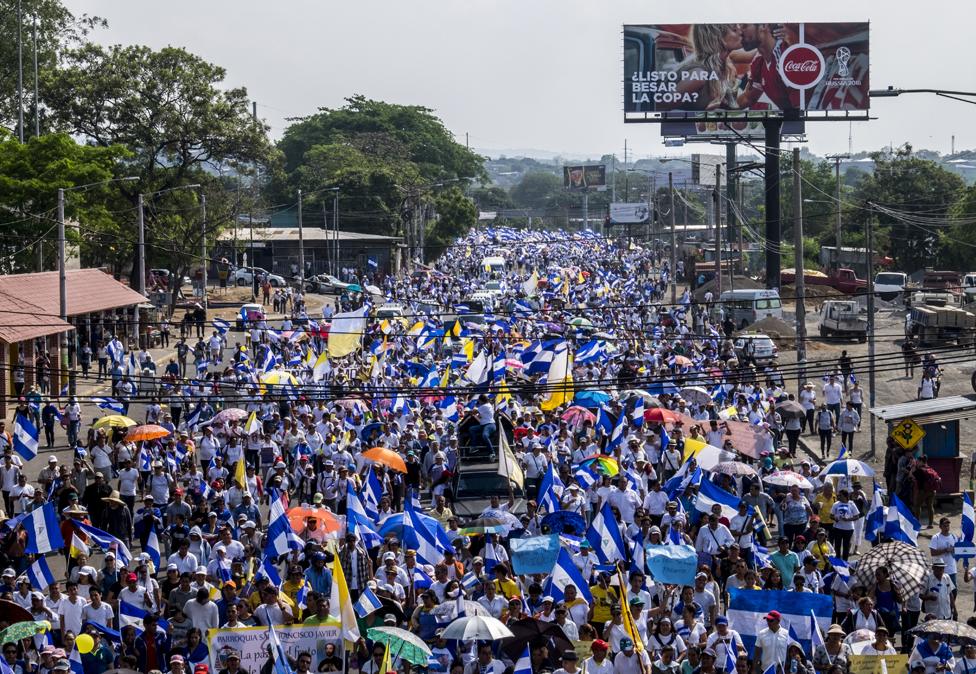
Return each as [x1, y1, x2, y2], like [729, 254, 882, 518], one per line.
[441, 615, 514, 641]
[689, 444, 737, 471]
[764, 470, 814, 490]
[823, 459, 875, 478]
[679, 386, 711, 405]
[711, 461, 760, 477]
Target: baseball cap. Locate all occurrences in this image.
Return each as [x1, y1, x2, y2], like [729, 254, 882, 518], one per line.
[170, 655, 185, 664]
[715, 616, 729, 626]
[765, 610, 782, 621]
[591, 640, 609, 652]
[620, 637, 634, 651]
[126, 573, 138, 583]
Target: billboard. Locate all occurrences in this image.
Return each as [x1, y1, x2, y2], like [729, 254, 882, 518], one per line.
[610, 202, 651, 224]
[692, 154, 724, 187]
[661, 118, 805, 140]
[624, 23, 869, 115]
[564, 164, 607, 190]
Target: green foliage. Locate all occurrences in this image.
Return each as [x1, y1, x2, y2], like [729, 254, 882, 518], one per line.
[427, 187, 477, 252]
[510, 172, 562, 210]
[470, 186, 514, 211]
[941, 184, 976, 270]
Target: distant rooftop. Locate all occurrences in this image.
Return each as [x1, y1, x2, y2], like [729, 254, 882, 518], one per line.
[218, 227, 401, 243]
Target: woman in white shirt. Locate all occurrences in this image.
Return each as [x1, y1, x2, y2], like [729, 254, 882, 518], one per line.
[859, 625, 897, 655]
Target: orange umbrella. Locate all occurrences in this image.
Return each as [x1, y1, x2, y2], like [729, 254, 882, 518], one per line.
[125, 424, 171, 442]
[287, 507, 341, 534]
[363, 447, 407, 473]
[643, 408, 682, 424]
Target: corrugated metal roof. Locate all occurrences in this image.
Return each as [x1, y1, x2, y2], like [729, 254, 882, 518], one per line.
[217, 227, 401, 243]
[870, 395, 976, 423]
[0, 269, 145, 344]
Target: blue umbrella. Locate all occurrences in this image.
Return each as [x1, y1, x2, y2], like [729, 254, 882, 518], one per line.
[573, 390, 611, 409]
[823, 459, 875, 478]
[646, 381, 679, 396]
[541, 510, 586, 536]
[360, 422, 383, 442]
[378, 513, 457, 550]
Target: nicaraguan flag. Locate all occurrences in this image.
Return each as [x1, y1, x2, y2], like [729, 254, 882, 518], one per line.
[574, 465, 598, 490]
[106, 338, 124, 364]
[513, 646, 532, 674]
[885, 494, 920, 546]
[68, 648, 83, 674]
[544, 546, 593, 603]
[537, 463, 564, 514]
[12, 413, 39, 461]
[606, 411, 627, 453]
[268, 623, 294, 674]
[696, 478, 743, 520]
[594, 407, 614, 436]
[827, 557, 851, 581]
[864, 485, 885, 543]
[439, 396, 459, 423]
[24, 502, 64, 554]
[575, 340, 607, 365]
[93, 397, 125, 414]
[26, 555, 55, 588]
[119, 600, 170, 632]
[630, 397, 645, 428]
[145, 524, 161, 568]
[403, 498, 446, 565]
[348, 514, 383, 550]
[354, 585, 384, 618]
[412, 565, 433, 589]
[256, 555, 282, 587]
[727, 588, 832, 656]
[72, 519, 132, 565]
[213, 318, 230, 334]
[363, 468, 382, 521]
[585, 501, 627, 563]
[963, 492, 976, 543]
[809, 610, 826, 656]
[483, 540, 499, 575]
[264, 498, 305, 558]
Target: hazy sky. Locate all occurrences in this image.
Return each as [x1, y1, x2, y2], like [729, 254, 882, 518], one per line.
[64, 0, 976, 161]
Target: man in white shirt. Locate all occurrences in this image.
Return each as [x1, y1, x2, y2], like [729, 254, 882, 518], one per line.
[823, 376, 844, 422]
[643, 480, 669, 525]
[753, 610, 789, 674]
[80, 587, 114, 627]
[182, 588, 220, 632]
[608, 476, 641, 524]
[583, 640, 613, 674]
[695, 514, 735, 568]
[923, 561, 956, 620]
[930, 518, 959, 587]
[613, 638, 650, 674]
[58, 582, 88, 637]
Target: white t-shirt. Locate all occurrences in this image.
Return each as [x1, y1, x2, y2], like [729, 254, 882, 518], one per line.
[118, 468, 140, 497]
[59, 596, 88, 636]
[81, 602, 114, 627]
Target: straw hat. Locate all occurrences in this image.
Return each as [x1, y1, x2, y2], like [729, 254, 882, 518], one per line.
[102, 490, 126, 506]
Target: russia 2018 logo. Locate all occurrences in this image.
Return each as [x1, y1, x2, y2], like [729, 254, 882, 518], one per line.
[778, 43, 826, 89]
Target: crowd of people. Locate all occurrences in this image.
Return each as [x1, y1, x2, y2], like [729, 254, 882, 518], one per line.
[0, 228, 970, 674]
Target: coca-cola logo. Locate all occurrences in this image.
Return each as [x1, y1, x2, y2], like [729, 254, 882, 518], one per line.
[778, 43, 826, 89]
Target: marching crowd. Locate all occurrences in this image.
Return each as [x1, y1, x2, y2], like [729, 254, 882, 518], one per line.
[0, 228, 970, 674]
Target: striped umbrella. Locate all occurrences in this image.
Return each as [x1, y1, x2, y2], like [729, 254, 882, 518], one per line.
[853, 541, 929, 598]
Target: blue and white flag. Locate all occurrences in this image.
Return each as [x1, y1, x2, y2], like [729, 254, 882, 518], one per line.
[809, 610, 826, 656]
[119, 600, 170, 631]
[727, 588, 832, 656]
[403, 498, 446, 565]
[575, 340, 607, 365]
[864, 485, 886, 543]
[544, 547, 593, 603]
[537, 463, 564, 514]
[145, 524, 161, 568]
[696, 478, 743, 520]
[348, 514, 384, 550]
[585, 501, 627, 563]
[594, 407, 614, 436]
[963, 492, 975, 543]
[439, 396, 459, 423]
[24, 503, 64, 554]
[606, 412, 627, 453]
[827, 557, 851, 581]
[106, 338, 124, 364]
[483, 539, 500, 575]
[354, 586, 384, 618]
[363, 467, 382, 521]
[885, 494, 920, 546]
[26, 555, 55, 589]
[630, 398, 645, 428]
[574, 465, 598, 490]
[255, 555, 282, 587]
[93, 397, 125, 414]
[412, 565, 433, 589]
[12, 413, 39, 462]
[213, 318, 230, 334]
[68, 648, 84, 674]
[72, 519, 132, 565]
[513, 646, 532, 674]
[264, 498, 305, 558]
[268, 623, 294, 674]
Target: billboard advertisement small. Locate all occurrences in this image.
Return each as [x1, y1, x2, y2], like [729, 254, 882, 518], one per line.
[624, 23, 869, 115]
[661, 118, 805, 140]
[564, 164, 607, 190]
[692, 154, 724, 187]
[610, 202, 651, 224]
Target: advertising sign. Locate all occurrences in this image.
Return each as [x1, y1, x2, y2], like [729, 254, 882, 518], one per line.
[510, 534, 561, 574]
[692, 154, 724, 187]
[208, 624, 344, 674]
[624, 23, 869, 115]
[661, 119, 805, 140]
[610, 203, 651, 224]
[564, 164, 607, 190]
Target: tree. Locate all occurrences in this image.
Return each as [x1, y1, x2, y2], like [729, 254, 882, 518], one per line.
[0, 132, 126, 272]
[470, 186, 514, 212]
[427, 187, 477, 252]
[849, 145, 965, 272]
[941, 184, 976, 270]
[510, 172, 562, 210]
[43, 43, 277, 290]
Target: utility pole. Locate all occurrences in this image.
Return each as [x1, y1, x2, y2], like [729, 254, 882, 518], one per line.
[333, 191, 340, 276]
[865, 209, 876, 460]
[582, 189, 589, 232]
[714, 164, 723, 297]
[669, 172, 677, 305]
[297, 189, 305, 287]
[793, 148, 807, 392]
[135, 193, 145, 348]
[32, 10, 38, 137]
[17, 0, 24, 142]
[826, 153, 850, 266]
[726, 142, 736, 291]
[201, 194, 208, 313]
[249, 210, 255, 301]
[57, 188, 72, 394]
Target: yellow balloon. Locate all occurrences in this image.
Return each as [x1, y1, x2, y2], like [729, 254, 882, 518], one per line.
[76, 634, 94, 654]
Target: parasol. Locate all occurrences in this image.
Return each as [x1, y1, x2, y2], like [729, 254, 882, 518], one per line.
[572, 390, 611, 409]
[125, 424, 171, 442]
[287, 507, 341, 534]
[823, 459, 876, 478]
[212, 408, 248, 423]
[362, 447, 407, 473]
[260, 371, 299, 386]
[541, 510, 586, 536]
[440, 615, 514, 641]
[579, 455, 619, 477]
[679, 386, 711, 405]
[774, 400, 806, 420]
[500, 619, 573, 661]
[561, 406, 596, 428]
[644, 408, 682, 424]
[764, 471, 814, 490]
[911, 619, 976, 645]
[853, 541, 930, 598]
[365, 627, 432, 666]
[0, 619, 48, 644]
[711, 462, 760, 477]
[92, 415, 136, 430]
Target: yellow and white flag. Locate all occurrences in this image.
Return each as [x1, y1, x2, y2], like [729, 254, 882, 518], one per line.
[330, 545, 361, 644]
[328, 306, 369, 358]
[244, 411, 262, 435]
[497, 430, 524, 489]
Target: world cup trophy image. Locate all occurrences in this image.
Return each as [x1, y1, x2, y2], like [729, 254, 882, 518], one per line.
[836, 46, 851, 77]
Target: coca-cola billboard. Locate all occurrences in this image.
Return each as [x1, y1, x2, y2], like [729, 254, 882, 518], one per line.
[624, 22, 869, 117]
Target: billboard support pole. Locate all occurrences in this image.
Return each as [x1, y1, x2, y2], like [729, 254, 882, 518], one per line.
[726, 142, 736, 293]
[669, 172, 676, 305]
[714, 164, 722, 298]
[793, 148, 807, 395]
[864, 207, 876, 460]
[583, 189, 589, 233]
[763, 119, 783, 289]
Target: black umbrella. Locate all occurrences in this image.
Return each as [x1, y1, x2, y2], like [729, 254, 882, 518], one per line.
[775, 400, 806, 420]
[500, 618, 573, 662]
[911, 619, 976, 645]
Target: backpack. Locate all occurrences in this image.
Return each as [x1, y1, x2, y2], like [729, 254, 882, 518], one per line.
[916, 464, 942, 492]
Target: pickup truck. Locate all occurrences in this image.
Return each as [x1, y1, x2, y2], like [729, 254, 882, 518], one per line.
[922, 269, 962, 297]
[818, 300, 867, 341]
[963, 272, 976, 302]
[780, 268, 867, 295]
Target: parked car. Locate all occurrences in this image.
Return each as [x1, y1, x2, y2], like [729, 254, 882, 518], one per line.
[235, 303, 266, 331]
[874, 272, 909, 301]
[305, 274, 350, 294]
[963, 272, 976, 302]
[818, 300, 867, 341]
[780, 267, 866, 295]
[733, 333, 778, 365]
[230, 267, 285, 287]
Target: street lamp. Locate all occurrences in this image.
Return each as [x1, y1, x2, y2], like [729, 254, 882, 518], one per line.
[870, 86, 976, 105]
[57, 176, 138, 395]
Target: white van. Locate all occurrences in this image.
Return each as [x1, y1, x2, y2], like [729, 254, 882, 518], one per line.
[719, 289, 783, 329]
[481, 256, 506, 275]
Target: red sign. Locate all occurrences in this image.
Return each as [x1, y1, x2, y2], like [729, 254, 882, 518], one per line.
[779, 43, 825, 89]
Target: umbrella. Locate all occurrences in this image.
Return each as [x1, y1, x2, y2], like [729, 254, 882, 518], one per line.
[672, 355, 693, 367]
[541, 510, 586, 536]
[569, 317, 593, 328]
[823, 459, 876, 478]
[212, 408, 248, 423]
[365, 284, 383, 296]
[92, 415, 136, 430]
[459, 517, 507, 535]
[335, 398, 368, 412]
[561, 406, 596, 428]
[431, 601, 491, 622]
[646, 381, 680, 396]
[500, 619, 573, 661]
[0, 601, 33, 625]
[680, 386, 711, 405]
[644, 408, 682, 424]
[573, 390, 611, 409]
[845, 630, 877, 653]
[580, 455, 619, 477]
[125, 424, 171, 442]
[911, 619, 976, 645]
[764, 471, 814, 490]
[260, 371, 299, 386]
[360, 422, 384, 442]
[620, 389, 658, 404]
[0, 620, 49, 645]
[775, 400, 806, 420]
[853, 541, 930, 598]
[441, 615, 514, 641]
[346, 283, 363, 293]
[287, 507, 341, 534]
[363, 447, 407, 473]
[712, 462, 760, 477]
[366, 627, 432, 666]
